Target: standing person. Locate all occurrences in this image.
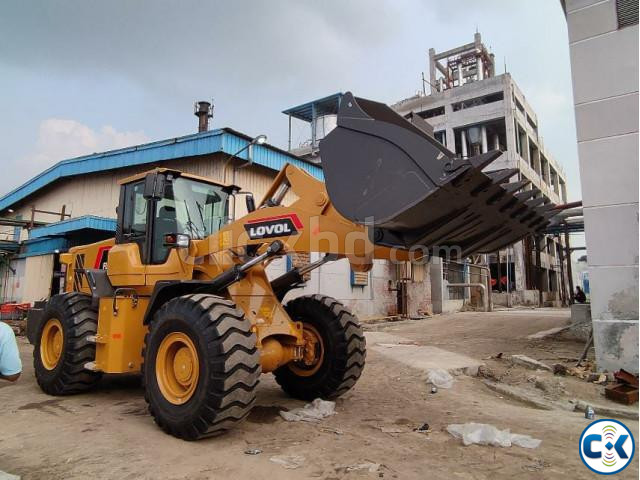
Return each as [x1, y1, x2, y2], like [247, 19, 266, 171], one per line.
[0, 321, 22, 382]
[574, 286, 587, 304]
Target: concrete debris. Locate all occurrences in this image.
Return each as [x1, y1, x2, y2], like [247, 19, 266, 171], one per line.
[483, 380, 554, 410]
[586, 373, 608, 384]
[345, 463, 380, 473]
[526, 326, 572, 340]
[447, 423, 541, 449]
[527, 375, 568, 395]
[269, 455, 306, 469]
[426, 369, 454, 389]
[573, 399, 638, 420]
[244, 448, 262, 455]
[509, 354, 552, 372]
[552, 363, 568, 375]
[319, 426, 343, 435]
[280, 399, 336, 423]
[0, 471, 20, 480]
[413, 423, 430, 432]
[378, 426, 405, 434]
[476, 365, 497, 380]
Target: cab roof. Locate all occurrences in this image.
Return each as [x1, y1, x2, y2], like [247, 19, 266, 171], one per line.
[118, 168, 239, 192]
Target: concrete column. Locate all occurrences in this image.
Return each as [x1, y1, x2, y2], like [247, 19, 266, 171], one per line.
[477, 57, 484, 81]
[457, 64, 463, 86]
[523, 133, 530, 165]
[513, 240, 526, 292]
[544, 159, 551, 186]
[493, 133, 500, 151]
[445, 127, 456, 153]
[460, 130, 468, 158]
[428, 48, 437, 94]
[481, 126, 488, 153]
[429, 257, 444, 314]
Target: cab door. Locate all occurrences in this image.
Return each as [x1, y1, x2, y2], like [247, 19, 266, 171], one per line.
[107, 180, 147, 286]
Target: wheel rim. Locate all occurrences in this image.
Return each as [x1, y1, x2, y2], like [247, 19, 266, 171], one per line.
[289, 324, 324, 377]
[156, 332, 200, 405]
[41, 318, 64, 370]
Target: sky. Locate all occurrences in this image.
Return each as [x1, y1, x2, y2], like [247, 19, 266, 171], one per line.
[0, 0, 580, 203]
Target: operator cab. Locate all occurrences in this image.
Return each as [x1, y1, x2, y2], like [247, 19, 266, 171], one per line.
[116, 169, 238, 264]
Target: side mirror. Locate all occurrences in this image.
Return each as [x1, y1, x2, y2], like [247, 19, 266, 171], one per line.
[245, 194, 256, 213]
[143, 173, 166, 200]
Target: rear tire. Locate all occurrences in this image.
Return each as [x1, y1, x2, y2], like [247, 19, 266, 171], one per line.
[33, 293, 102, 395]
[274, 295, 366, 401]
[142, 294, 260, 440]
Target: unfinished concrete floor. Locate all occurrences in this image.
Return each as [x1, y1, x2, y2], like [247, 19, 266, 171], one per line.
[1, 308, 638, 479]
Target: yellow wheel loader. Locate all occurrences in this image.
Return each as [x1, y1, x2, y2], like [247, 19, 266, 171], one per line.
[33, 93, 557, 440]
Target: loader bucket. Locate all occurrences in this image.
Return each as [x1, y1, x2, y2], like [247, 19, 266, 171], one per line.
[319, 92, 558, 258]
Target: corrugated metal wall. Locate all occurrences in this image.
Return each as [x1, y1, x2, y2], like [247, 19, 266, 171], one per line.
[22, 254, 54, 304]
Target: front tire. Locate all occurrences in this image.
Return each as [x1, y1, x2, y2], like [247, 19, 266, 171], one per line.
[33, 293, 102, 395]
[274, 295, 366, 401]
[142, 294, 260, 440]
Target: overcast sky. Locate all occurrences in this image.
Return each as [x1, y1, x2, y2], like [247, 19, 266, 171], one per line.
[0, 0, 580, 203]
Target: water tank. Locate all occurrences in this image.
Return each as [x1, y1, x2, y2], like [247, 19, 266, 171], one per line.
[313, 114, 338, 147]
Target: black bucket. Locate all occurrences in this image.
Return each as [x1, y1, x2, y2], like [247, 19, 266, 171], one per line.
[319, 92, 557, 257]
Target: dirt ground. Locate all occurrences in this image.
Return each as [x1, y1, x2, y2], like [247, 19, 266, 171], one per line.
[1, 308, 638, 479]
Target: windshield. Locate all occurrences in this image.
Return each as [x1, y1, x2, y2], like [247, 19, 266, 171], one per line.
[158, 177, 229, 240]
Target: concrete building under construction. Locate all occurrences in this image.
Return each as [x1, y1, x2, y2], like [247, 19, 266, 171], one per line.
[392, 33, 570, 306]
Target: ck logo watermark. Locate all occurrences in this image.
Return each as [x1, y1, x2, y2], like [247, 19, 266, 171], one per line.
[579, 419, 635, 474]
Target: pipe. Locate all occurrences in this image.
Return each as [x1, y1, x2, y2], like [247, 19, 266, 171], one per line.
[551, 200, 582, 210]
[481, 126, 488, 154]
[443, 259, 493, 312]
[461, 130, 468, 158]
[447, 282, 488, 312]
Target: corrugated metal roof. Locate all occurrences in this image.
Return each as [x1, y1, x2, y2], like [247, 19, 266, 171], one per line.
[0, 128, 323, 211]
[18, 237, 68, 258]
[29, 215, 117, 239]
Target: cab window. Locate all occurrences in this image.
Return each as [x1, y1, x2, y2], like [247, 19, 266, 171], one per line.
[121, 181, 147, 256]
[150, 177, 229, 264]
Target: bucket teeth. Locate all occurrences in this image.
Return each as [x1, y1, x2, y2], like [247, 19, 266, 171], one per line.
[501, 179, 530, 193]
[487, 168, 519, 184]
[525, 197, 546, 208]
[469, 150, 503, 170]
[515, 188, 540, 202]
[535, 203, 556, 214]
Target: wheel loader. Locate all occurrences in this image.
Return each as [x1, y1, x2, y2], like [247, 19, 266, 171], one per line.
[33, 93, 557, 440]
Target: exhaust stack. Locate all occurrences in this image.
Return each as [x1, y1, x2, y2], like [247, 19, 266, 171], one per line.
[194, 101, 213, 132]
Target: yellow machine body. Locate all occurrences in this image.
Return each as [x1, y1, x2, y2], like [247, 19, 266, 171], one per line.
[94, 296, 149, 373]
[60, 165, 416, 375]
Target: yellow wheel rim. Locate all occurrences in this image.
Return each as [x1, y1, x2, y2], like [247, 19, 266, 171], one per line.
[289, 324, 324, 377]
[156, 332, 200, 405]
[40, 318, 64, 370]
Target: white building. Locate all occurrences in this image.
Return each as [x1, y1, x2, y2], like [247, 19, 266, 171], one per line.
[391, 33, 570, 307]
[562, 0, 638, 372]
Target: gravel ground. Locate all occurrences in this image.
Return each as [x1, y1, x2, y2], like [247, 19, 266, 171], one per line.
[1, 308, 637, 479]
